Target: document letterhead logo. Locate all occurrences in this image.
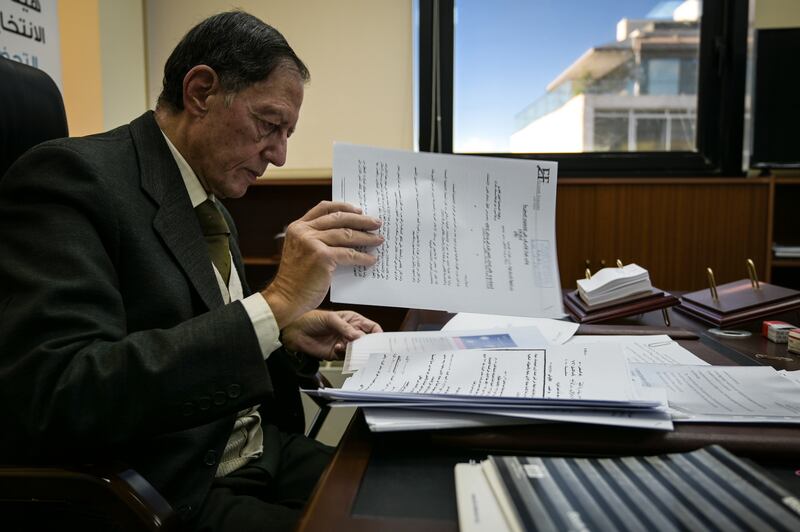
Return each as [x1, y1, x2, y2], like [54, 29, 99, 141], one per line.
[537, 165, 550, 184]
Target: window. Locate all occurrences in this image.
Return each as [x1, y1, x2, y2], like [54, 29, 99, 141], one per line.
[417, 0, 748, 176]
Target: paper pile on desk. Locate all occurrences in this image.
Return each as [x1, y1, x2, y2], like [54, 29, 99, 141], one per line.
[309, 327, 800, 431]
[307, 343, 674, 432]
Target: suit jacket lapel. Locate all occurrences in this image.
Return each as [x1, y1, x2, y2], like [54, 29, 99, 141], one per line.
[129, 111, 224, 311]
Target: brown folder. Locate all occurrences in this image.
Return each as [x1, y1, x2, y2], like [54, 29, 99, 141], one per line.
[676, 280, 800, 327]
[564, 288, 679, 324]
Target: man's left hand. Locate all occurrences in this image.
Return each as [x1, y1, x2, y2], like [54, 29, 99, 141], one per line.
[280, 310, 383, 361]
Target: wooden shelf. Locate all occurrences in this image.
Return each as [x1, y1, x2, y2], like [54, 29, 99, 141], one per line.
[772, 259, 800, 268]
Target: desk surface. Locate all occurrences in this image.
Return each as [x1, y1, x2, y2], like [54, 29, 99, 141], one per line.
[298, 307, 800, 532]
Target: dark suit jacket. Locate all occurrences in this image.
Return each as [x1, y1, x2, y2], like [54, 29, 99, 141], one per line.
[0, 111, 313, 521]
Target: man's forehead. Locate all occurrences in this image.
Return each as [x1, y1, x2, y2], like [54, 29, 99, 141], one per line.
[245, 72, 303, 113]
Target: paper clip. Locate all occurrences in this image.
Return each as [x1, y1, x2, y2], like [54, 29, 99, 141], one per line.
[585, 268, 592, 280]
[616, 259, 624, 268]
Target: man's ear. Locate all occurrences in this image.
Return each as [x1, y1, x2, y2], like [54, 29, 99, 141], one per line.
[182, 65, 219, 117]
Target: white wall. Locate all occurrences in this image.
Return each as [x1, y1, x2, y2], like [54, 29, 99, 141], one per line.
[144, 0, 413, 174]
[98, 0, 148, 130]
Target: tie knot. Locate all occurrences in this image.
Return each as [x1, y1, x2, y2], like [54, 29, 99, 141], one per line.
[195, 199, 230, 236]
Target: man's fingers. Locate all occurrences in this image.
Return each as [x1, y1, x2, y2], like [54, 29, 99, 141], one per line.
[300, 201, 363, 222]
[327, 312, 365, 341]
[314, 227, 384, 248]
[330, 247, 379, 267]
[308, 211, 382, 232]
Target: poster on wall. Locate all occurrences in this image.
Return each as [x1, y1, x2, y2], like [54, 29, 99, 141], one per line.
[0, 0, 61, 88]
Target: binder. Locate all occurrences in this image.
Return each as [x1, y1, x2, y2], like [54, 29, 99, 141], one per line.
[676, 261, 800, 327]
[476, 445, 800, 532]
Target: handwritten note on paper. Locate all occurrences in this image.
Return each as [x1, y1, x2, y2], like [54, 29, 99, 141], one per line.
[331, 143, 563, 318]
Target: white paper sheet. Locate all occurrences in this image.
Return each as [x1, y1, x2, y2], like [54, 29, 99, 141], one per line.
[335, 344, 653, 407]
[455, 463, 513, 532]
[331, 143, 563, 317]
[442, 314, 577, 343]
[566, 335, 710, 366]
[421, 404, 673, 431]
[347, 386, 672, 431]
[343, 326, 548, 373]
[630, 364, 800, 423]
[778, 370, 800, 386]
[362, 408, 541, 433]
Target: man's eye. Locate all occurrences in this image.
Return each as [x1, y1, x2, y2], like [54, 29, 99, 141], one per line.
[260, 121, 281, 138]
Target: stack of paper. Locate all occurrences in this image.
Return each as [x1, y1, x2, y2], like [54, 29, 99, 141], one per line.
[577, 263, 652, 306]
[306, 344, 674, 432]
[773, 243, 800, 258]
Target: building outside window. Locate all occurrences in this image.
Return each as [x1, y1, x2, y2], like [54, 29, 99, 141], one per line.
[508, 1, 701, 153]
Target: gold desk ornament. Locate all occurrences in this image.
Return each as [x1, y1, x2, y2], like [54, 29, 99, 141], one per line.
[746, 259, 760, 290]
[706, 267, 719, 302]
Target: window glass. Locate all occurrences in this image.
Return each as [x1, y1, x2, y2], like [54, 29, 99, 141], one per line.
[454, 0, 702, 153]
[645, 59, 680, 95]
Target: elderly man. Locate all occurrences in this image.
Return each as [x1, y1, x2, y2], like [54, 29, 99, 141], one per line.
[0, 10, 383, 532]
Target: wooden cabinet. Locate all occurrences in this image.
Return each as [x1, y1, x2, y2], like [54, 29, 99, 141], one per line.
[766, 176, 800, 289]
[556, 178, 772, 291]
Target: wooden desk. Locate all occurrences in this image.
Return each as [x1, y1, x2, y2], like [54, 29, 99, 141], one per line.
[298, 308, 800, 532]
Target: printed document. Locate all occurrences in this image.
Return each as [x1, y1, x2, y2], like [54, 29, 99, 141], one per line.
[343, 326, 548, 373]
[566, 335, 709, 365]
[334, 344, 655, 407]
[631, 364, 800, 423]
[331, 143, 563, 317]
[442, 314, 578, 343]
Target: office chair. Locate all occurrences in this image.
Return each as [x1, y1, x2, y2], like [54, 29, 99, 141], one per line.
[0, 57, 68, 177]
[0, 57, 333, 531]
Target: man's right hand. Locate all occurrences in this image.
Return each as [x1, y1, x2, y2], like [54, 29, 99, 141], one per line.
[261, 201, 383, 328]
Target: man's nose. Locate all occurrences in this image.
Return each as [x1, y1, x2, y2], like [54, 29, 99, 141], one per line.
[262, 135, 287, 167]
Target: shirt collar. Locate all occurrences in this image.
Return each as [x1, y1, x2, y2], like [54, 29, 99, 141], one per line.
[160, 130, 212, 208]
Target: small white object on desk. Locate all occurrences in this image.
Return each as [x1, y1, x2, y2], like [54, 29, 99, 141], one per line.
[577, 263, 652, 307]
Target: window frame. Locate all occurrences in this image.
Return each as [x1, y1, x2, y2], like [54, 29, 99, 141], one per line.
[417, 0, 748, 176]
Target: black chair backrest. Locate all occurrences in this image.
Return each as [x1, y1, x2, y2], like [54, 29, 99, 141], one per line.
[0, 57, 68, 179]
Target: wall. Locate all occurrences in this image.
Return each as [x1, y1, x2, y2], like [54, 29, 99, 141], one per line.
[57, 0, 147, 137]
[58, 0, 103, 136]
[144, 0, 413, 175]
[98, 0, 147, 130]
[756, 0, 800, 28]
